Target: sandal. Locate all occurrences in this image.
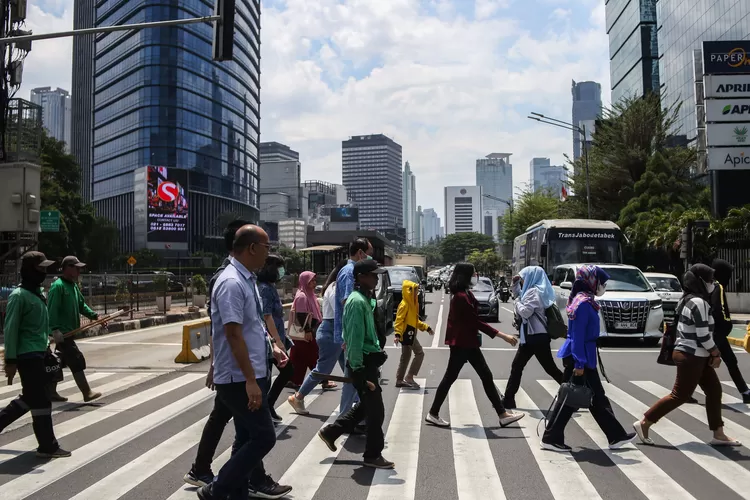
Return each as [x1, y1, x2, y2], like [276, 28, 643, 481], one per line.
[322, 381, 337, 390]
[404, 380, 420, 389]
[709, 438, 742, 447]
[633, 421, 654, 445]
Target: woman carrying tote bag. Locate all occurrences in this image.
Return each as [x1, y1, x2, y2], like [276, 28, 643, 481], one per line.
[288, 271, 322, 388]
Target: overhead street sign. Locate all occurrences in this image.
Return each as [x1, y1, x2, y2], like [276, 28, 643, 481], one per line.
[40, 210, 60, 232]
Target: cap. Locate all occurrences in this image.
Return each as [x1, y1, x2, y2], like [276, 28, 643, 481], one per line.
[62, 256, 86, 268]
[353, 259, 386, 278]
[20, 251, 55, 269]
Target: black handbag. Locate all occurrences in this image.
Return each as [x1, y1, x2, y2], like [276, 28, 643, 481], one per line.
[401, 325, 416, 346]
[44, 349, 64, 383]
[657, 324, 676, 366]
[557, 379, 593, 409]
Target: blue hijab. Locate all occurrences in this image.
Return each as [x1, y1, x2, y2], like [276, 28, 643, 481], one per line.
[519, 266, 556, 309]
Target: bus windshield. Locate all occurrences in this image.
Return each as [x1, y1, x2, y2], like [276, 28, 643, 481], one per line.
[548, 239, 621, 269]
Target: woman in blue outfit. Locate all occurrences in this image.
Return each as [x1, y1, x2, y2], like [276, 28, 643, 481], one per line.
[541, 265, 635, 452]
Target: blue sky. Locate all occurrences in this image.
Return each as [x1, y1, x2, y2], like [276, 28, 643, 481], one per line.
[22, 0, 610, 221]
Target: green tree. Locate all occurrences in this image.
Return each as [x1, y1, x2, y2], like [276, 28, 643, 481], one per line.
[440, 232, 495, 263]
[502, 188, 562, 243]
[467, 248, 507, 276]
[85, 217, 120, 271]
[277, 246, 305, 274]
[401, 243, 444, 266]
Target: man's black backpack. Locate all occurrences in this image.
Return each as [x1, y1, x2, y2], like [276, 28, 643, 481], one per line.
[535, 304, 568, 339]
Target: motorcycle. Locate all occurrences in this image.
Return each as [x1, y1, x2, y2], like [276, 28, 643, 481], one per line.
[499, 286, 510, 303]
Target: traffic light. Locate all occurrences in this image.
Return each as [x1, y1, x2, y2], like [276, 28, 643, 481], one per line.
[212, 0, 235, 61]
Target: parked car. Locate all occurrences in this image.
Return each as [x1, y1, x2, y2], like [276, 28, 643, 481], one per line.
[551, 264, 664, 345]
[472, 277, 499, 319]
[374, 270, 395, 339]
[384, 266, 426, 319]
[644, 272, 683, 326]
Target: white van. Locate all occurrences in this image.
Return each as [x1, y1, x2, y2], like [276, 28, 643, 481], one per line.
[644, 272, 683, 326]
[551, 264, 665, 344]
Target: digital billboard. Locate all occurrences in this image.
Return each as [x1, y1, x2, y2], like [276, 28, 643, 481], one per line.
[330, 206, 359, 222]
[147, 166, 188, 243]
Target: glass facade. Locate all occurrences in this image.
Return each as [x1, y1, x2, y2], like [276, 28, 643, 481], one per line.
[571, 81, 602, 160]
[658, 0, 750, 142]
[90, 0, 261, 251]
[476, 154, 513, 216]
[606, 0, 659, 104]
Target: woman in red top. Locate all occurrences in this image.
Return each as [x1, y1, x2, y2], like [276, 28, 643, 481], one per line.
[425, 263, 525, 428]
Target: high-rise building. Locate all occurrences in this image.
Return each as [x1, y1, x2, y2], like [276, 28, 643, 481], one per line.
[571, 81, 602, 161]
[342, 134, 403, 231]
[30, 87, 71, 150]
[75, 0, 262, 252]
[530, 157, 566, 195]
[476, 153, 513, 215]
[605, 0, 659, 105]
[71, 0, 95, 203]
[260, 142, 303, 221]
[415, 205, 424, 247]
[483, 208, 502, 243]
[260, 141, 300, 162]
[402, 161, 417, 245]
[658, 1, 750, 143]
[445, 186, 482, 235]
[423, 208, 441, 243]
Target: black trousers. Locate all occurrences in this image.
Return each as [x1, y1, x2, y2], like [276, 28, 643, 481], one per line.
[193, 394, 233, 476]
[504, 337, 564, 402]
[327, 362, 384, 459]
[715, 333, 749, 394]
[429, 346, 506, 416]
[267, 358, 294, 407]
[0, 354, 59, 452]
[543, 357, 628, 445]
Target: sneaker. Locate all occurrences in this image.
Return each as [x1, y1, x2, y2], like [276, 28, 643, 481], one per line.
[425, 413, 450, 427]
[36, 447, 72, 459]
[540, 441, 572, 453]
[196, 483, 217, 500]
[609, 432, 636, 450]
[49, 392, 68, 402]
[502, 397, 516, 410]
[287, 394, 308, 415]
[248, 475, 293, 499]
[270, 407, 283, 423]
[183, 467, 214, 488]
[83, 391, 102, 403]
[363, 455, 395, 469]
[499, 411, 525, 428]
[318, 426, 337, 452]
[743, 393, 750, 404]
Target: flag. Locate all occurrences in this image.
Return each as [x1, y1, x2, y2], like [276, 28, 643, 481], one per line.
[561, 185, 568, 201]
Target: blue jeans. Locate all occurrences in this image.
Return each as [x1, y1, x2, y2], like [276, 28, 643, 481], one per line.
[213, 377, 276, 499]
[298, 320, 346, 397]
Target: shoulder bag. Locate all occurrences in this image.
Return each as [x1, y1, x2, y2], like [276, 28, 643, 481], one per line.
[287, 302, 312, 342]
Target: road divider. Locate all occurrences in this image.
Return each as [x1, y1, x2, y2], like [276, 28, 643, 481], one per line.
[727, 324, 750, 352]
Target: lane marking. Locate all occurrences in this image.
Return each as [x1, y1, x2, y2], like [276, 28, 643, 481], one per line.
[80, 341, 182, 346]
[0, 372, 114, 408]
[431, 304, 444, 349]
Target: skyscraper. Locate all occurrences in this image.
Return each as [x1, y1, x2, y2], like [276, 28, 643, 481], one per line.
[74, 0, 262, 252]
[571, 81, 602, 161]
[422, 208, 441, 243]
[415, 205, 424, 247]
[475, 153, 512, 215]
[445, 186, 482, 235]
[260, 141, 300, 162]
[605, 0, 659, 104]
[402, 161, 417, 245]
[530, 157, 566, 195]
[342, 134, 403, 231]
[71, 0, 95, 203]
[30, 87, 71, 150]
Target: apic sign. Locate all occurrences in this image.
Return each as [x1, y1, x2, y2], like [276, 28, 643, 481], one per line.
[706, 122, 750, 147]
[707, 147, 750, 170]
[704, 75, 750, 98]
[703, 41, 750, 74]
[705, 99, 750, 122]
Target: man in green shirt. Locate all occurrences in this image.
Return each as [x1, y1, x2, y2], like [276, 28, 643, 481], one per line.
[47, 255, 101, 402]
[317, 259, 393, 469]
[0, 251, 70, 458]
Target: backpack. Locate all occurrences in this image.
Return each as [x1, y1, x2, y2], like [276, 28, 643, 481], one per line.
[539, 304, 568, 339]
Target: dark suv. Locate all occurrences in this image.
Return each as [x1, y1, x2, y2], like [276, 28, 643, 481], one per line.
[384, 266, 426, 319]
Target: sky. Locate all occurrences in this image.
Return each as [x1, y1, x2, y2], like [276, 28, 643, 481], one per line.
[19, 0, 611, 222]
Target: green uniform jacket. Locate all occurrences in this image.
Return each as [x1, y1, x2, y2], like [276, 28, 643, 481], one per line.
[343, 290, 381, 371]
[3, 287, 50, 362]
[47, 278, 98, 334]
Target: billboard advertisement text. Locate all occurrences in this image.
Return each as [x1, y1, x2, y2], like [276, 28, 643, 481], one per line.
[147, 166, 188, 244]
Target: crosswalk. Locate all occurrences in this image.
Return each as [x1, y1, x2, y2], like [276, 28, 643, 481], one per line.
[0, 369, 749, 499]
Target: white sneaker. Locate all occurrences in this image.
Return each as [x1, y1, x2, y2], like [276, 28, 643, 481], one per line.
[425, 413, 450, 427]
[287, 394, 308, 415]
[499, 411, 525, 428]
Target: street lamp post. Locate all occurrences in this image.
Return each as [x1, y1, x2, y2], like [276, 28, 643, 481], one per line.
[527, 112, 592, 219]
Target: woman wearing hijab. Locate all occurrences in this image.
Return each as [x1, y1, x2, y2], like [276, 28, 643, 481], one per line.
[502, 266, 564, 409]
[542, 265, 635, 452]
[635, 264, 740, 446]
[289, 271, 323, 388]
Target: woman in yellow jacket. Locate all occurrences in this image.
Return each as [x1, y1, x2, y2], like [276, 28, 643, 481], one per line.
[394, 280, 433, 389]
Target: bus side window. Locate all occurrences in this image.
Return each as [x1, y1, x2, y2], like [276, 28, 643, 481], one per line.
[565, 269, 575, 284]
[552, 267, 566, 286]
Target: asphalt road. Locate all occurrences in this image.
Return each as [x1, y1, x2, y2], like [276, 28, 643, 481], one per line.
[1, 291, 750, 499]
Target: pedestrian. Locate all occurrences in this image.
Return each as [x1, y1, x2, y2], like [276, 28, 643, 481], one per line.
[710, 258, 750, 403]
[196, 224, 292, 500]
[335, 238, 372, 417]
[634, 264, 740, 447]
[287, 271, 322, 389]
[425, 262, 524, 428]
[393, 279, 433, 389]
[542, 265, 635, 452]
[46, 256, 101, 403]
[0, 251, 70, 458]
[317, 259, 393, 469]
[288, 261, 348, 415]
[502, 266, 564, 409]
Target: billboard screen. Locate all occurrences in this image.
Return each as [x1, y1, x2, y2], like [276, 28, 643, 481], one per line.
[147, 166, 188, 243]
[703, 41, 750, 75]
[330, 206, 359, 222]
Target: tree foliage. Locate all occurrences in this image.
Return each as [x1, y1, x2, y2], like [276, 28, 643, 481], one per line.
[402, 243, 443, 266]
[467, 248, 508, 276]
[277, 246, 305, 274]
[502, 189, 562, 243]
[439, 232, 495, 263]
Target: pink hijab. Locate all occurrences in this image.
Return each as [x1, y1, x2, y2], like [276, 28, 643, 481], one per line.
[293, 271, 322, 322]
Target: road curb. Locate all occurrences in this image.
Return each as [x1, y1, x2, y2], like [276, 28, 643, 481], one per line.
[732, 319, 750, 325]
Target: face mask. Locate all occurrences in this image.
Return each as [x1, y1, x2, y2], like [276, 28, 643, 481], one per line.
[366, 255, 373, 260]
[595, 283, 606, 297]
[512, 283, 522, 297]
[471, 277, 478, 286]
[705, 281, 715, 294]
[21, 268, 46, 287]
[277, 267, 286, 279]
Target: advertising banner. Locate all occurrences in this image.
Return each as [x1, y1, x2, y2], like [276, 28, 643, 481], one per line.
[146, 166, 188, 243]
[703, 41, 750, 75]
[330, 206, 359, 222]
[707, 147, 750, 170]
[704, 74, 750, 98]
[706, 122, 750, 147]
[705, 99, 750, 122]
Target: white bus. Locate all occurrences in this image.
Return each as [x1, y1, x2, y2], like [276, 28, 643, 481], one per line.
[512, 219, 625, 277]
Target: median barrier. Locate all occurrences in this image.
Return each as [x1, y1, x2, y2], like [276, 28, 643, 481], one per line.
[727, 324, 750, 353]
